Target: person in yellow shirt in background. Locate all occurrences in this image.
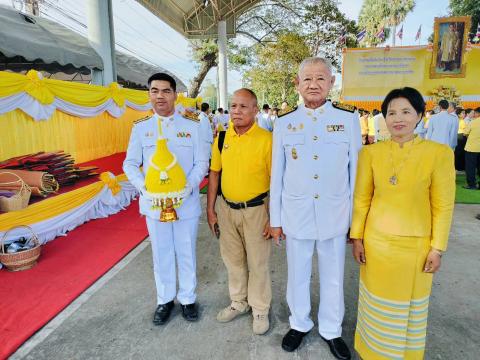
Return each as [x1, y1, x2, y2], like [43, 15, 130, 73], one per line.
[207, 88, 273, 335]
[359, 110, 369, 144]
[350, 87, 455, 360]
[367, 110, 377, 144]
[373, 109, 391, 142]
[455, 107, 467, 171]
[463, 107, 480, 189]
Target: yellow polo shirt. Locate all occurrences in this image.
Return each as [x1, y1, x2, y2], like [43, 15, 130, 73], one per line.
[210, 122, 272, 202]
[465, 118, 480, 152]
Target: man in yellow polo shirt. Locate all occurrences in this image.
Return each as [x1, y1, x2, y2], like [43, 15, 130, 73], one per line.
[207, 88, 272, 335]
[463, 107, 480, 189]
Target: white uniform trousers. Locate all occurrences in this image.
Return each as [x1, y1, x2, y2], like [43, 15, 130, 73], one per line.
[286, 235, 346, 339]
[146, 216, 199, 306]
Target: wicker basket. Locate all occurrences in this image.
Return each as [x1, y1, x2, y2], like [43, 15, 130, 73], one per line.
[0, 172, 31, 212]
[0, 225, 41, 271]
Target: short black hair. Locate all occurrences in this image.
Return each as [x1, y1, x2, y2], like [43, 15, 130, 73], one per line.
[475, 107, 480, 113]
[455, 108, 464, 116]
[381, 87, 426, 118]
[147, 73, 176, 91]
[372, 109, 380, 116]
[262, 104, 270, 110]
[217, 108, 223, 112]
[224, 110, 229, 114]
[438, 99, 449, 110]
[201, 103, 209, 112]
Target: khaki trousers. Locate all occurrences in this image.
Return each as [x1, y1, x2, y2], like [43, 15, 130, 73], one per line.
[217, 196, 272, 315]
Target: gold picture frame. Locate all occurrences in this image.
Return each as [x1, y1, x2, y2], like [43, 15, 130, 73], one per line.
[430, 16, 471, 79]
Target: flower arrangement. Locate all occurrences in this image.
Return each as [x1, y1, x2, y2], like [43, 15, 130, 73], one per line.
[429, 85, 461, 104]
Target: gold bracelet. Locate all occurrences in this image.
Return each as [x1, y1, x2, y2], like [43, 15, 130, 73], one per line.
[431, 248, 443, 257]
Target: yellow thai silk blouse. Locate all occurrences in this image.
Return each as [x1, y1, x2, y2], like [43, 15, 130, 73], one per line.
[350, 137, 456, 251]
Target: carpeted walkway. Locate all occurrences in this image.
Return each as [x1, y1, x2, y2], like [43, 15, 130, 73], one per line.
[0, 200, 147, 360]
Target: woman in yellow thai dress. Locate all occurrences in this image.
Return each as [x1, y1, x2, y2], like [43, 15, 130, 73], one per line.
[350, 87, 456, 360]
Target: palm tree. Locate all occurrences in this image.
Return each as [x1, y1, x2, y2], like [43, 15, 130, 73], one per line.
[383, 0, 415, 46]
[358, 0, 415, 47]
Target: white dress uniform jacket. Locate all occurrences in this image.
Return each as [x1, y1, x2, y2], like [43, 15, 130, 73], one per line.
[123, 112, 210, 219]
[270, 101, 362, 241]
[258, 112, 274, 132]
[199, 111, 214, 154]
[426, 110, 458, 149]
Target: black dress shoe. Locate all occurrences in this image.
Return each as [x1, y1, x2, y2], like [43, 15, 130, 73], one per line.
[281, 329, 309, 352]
[462, 185, 477, 190]
[153, 301, 174, 325]
[320, 336, 351, 360]
[181, 303, 198, 321]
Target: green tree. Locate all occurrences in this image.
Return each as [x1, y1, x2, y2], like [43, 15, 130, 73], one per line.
[358, 0, 415, 46]
[188, 39, 218, 97]
[449, 0, 480, 39]
[189, 0, 356, 96]
[300, 0, 358, 69]
[244, 32, 311, 106]
[188, 1, 297, 96]
[199, 80, 218, 109]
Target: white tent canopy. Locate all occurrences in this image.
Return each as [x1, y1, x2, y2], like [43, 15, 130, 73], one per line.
[0, 5, 187, 90]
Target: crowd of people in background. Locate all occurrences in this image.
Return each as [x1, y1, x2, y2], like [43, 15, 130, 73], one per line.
[199, 95, 480, 192]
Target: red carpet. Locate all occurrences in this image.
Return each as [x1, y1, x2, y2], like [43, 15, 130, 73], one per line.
[0, 200, 148, 360]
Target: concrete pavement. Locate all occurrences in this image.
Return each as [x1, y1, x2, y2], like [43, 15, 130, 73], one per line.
[11, 201, 480, 360]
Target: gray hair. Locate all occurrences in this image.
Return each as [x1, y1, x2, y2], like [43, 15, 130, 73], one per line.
[448, 101, 456, 108]
[298, 57, 333, 75]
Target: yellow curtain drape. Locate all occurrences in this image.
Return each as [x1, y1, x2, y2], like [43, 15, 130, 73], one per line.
[0, 107, 152, 163]
[0, 174, 128, 230]
[0, 70, 149, 107]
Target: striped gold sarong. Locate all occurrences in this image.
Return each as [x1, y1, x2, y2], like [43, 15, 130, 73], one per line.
[354, 230, 433, 360]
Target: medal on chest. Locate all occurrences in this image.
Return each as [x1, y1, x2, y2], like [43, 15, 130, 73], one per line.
[291, 147, 298, 159]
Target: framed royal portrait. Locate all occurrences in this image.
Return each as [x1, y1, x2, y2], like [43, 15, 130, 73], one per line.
[430, 16, 471, 78]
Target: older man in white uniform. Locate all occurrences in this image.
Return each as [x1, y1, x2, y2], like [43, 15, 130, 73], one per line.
[270, 57, 362, 360]
[123, 73, 210, 325]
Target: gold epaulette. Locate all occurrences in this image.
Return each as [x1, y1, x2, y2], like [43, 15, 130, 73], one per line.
[332, 102, 356, 113]
[181, 110, 200, 122]
[134, 115, 151, 124]
[278, 107, 298, 118]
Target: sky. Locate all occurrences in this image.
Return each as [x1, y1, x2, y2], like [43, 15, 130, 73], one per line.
[1, 0, 451, 93]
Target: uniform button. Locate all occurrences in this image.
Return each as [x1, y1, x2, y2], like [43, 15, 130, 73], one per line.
[314, 194, 319, 199]
[307, 111, 312, 116]
[313, 136, 318, 141]
[319, 108, 324, 114]
[313, 117, 317, 121]
[313, 155, 318, 160]
[313, 174, 319, 179]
